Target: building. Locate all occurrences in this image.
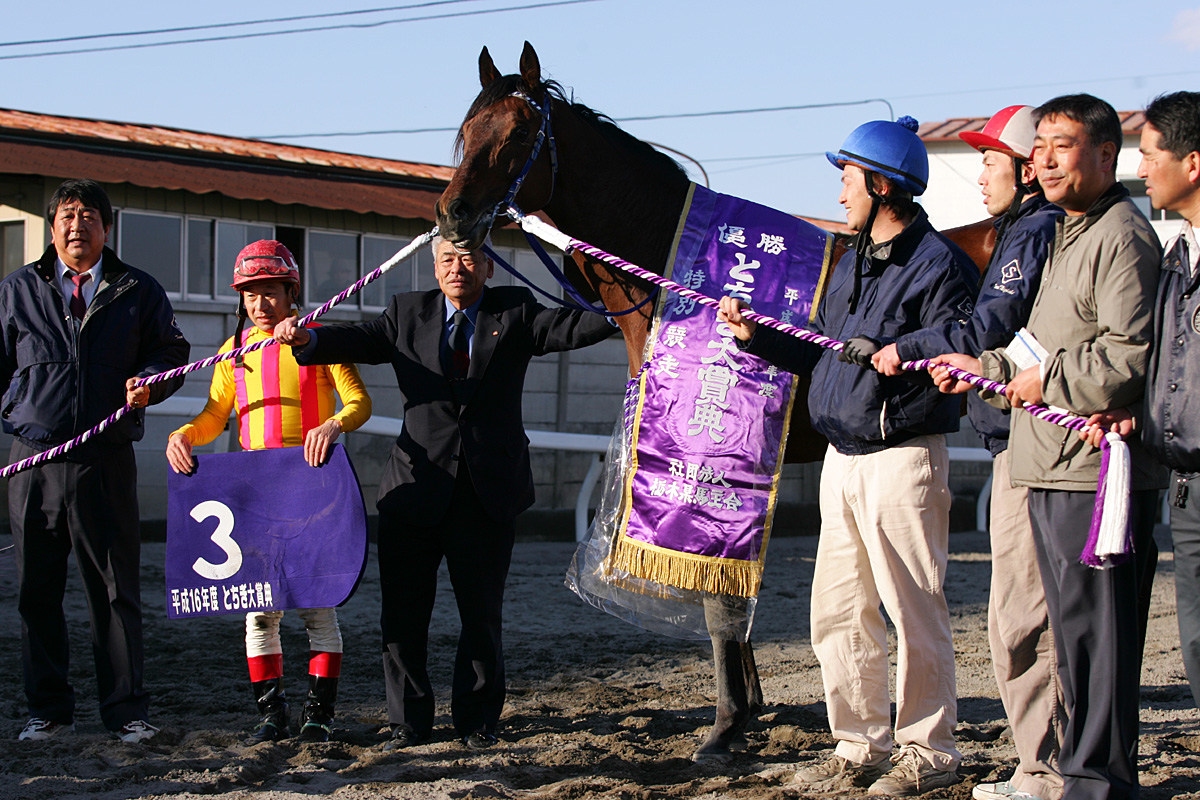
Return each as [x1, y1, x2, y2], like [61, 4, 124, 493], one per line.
[0, 107, 631, 531]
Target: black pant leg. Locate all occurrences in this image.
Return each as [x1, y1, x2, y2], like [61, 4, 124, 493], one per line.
[378, 506, 443, 738]
[11, 442, 75, 725]
[1171, 472, 1200, 708]
[1028, 488, 1157, 800]
[442, 466, 516, 738]
[67, 446, 147, 730]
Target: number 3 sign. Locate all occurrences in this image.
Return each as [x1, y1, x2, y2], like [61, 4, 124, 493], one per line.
[165, 444, 368, 619]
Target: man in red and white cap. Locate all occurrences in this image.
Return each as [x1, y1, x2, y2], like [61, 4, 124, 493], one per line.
[872, 106, 1065, 800]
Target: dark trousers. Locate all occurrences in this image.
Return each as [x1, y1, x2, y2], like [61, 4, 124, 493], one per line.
[1028, 488, 1158, 800]
[10, 440, 148, 731]
[1170, 471, 1200, 709]
[378, 463, 516, 739]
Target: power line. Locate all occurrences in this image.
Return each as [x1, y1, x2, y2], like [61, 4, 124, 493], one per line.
[253, 68, 1200, 142]
[0, 0, 602, 62]
[254, 99, 895, 140]
[0, 1, 482, 48]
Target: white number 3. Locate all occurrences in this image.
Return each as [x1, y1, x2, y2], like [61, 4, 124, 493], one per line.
[190, 500, 243, 580]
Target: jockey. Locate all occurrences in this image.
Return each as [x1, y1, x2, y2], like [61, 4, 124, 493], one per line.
[873, 106, 1065, 800]
[720, 116, 978, 796]
[166, 240, 372, 743]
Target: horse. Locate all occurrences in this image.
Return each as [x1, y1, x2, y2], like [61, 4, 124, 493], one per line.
[436, 41, 996, 761]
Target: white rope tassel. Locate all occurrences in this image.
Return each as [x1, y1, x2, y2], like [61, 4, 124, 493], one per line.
[516, 212, 574, 253]
[1095, 431, 1132, 565]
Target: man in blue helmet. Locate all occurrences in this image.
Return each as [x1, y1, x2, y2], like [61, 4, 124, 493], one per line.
[719, 117, 978, 796]
[873, 106, 1065, 800]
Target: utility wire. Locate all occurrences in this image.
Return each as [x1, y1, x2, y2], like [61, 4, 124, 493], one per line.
[0, 0, 601, 62]
[255, 99, 894, 140]
[0, 0, 482, 48]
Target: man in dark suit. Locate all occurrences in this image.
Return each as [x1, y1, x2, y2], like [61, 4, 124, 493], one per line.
[274, 235, 614, 749]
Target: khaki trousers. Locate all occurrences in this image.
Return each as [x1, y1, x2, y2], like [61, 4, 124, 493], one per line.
[812, 435, 960, 771]
[988, 449, 1062, 799]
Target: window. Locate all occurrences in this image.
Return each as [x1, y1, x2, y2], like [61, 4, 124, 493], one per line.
[216, 221, 274, 299]
[0, 220, 24, 276]
[187, 219, 214, 297]
[117, 211, 183, 294]
[307, 230, 359, 308]
[362, 235, 415, 309]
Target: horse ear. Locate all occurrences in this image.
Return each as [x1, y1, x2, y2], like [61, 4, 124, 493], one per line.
[479, 46, 500, 88]
[519, 41, 541, 87]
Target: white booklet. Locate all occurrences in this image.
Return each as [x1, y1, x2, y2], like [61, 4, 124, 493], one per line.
[1004, 328, 1070, 416]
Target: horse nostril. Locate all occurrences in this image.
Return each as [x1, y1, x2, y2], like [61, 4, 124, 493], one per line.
[449, 199, 472, 222]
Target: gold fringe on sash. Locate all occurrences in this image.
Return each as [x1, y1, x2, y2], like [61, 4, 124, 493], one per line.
[607, 534, 765, 598]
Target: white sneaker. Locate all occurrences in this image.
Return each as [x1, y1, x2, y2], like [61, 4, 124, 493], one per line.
[18, 718, 74, 741]
[115, 719, 159, 743]
[973, 781, 1017, 800]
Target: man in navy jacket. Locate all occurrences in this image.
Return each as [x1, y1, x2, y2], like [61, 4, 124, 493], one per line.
[4, 179, 189, 744]
[721, 118, 977, 796]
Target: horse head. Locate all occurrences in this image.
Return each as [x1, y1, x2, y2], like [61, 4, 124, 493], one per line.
[436, 42, 558, 249]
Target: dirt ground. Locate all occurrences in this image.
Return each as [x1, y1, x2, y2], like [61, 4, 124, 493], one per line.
[2, 526, 1200, 800]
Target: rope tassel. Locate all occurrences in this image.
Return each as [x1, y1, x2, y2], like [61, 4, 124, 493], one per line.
[1081, 432, 1133, 568]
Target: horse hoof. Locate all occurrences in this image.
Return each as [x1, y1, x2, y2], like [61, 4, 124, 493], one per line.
[691, 748, 734, 764]
[691, 733, 748, 763]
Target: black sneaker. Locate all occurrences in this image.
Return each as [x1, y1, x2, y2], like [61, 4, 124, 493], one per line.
[462, 731, 498, 750]
[382, 724, 428, 751]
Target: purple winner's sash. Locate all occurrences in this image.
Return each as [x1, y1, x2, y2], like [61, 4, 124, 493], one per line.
[165, 444, 368, 619]
[610, 184, 833, 597]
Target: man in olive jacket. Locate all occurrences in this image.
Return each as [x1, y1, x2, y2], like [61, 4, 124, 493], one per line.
[934, 95, 1164, 800]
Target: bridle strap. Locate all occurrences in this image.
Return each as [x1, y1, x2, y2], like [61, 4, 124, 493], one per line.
[500, 91, 558, 213]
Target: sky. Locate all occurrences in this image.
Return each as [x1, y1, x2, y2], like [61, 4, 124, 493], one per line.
[2, 0, 1199, 221]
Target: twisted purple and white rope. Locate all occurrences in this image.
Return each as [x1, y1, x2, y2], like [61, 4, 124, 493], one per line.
[0, 229, 438, 479]
[512, 208, 1129, 567]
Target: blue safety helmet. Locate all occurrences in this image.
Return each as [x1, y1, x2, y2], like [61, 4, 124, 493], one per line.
[826, 116, 929, 197]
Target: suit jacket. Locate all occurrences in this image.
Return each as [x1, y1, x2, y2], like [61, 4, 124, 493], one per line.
[296, 285, 615, 525]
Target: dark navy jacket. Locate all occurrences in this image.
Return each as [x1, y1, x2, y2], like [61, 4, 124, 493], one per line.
[1144, 233, 1200, 474]
[0, 246, 189, 456]
[745, 209, 978, 456]
[894, 195, 1062, 454]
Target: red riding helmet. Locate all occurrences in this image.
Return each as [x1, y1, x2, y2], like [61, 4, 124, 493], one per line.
[959, 105, 1037, 161]
[230, 240, 300, 291]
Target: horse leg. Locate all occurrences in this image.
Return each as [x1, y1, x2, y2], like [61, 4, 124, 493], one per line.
[692, 596, 755, 762]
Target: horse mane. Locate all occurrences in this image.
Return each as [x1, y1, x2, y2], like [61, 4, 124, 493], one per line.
[455, 76, 687, 181]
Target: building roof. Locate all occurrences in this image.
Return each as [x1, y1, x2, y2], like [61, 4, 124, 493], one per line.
[919, 111, 1147, 145]
[0, 107, 455, 219]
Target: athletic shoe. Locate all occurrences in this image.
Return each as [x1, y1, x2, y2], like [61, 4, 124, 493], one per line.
[115, 720, 159, 743]
[974, 781, 1046, 800]
[868, 747, 960, 796]
[792, 754, 890, 792]
[18, 718, 74, 741]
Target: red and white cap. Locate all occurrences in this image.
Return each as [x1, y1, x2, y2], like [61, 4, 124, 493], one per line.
[959, 105, 1037, 161]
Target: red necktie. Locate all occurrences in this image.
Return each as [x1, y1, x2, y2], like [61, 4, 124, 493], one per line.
[69, 273, 91, 320]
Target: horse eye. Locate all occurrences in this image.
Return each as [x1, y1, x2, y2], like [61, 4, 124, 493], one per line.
[513, 125, 531, 141]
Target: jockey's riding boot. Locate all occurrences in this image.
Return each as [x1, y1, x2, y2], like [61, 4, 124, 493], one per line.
[298, 675, 338, 743]
[250, 678, 290, 742]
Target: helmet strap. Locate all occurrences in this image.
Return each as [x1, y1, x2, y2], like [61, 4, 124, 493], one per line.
[849, 171, 883, 315]
[1004, 155, 1030, 228]
[233, 295, 249, 371]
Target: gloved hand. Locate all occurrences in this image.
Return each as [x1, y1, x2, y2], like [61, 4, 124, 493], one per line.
[838, 336, 882, 369]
